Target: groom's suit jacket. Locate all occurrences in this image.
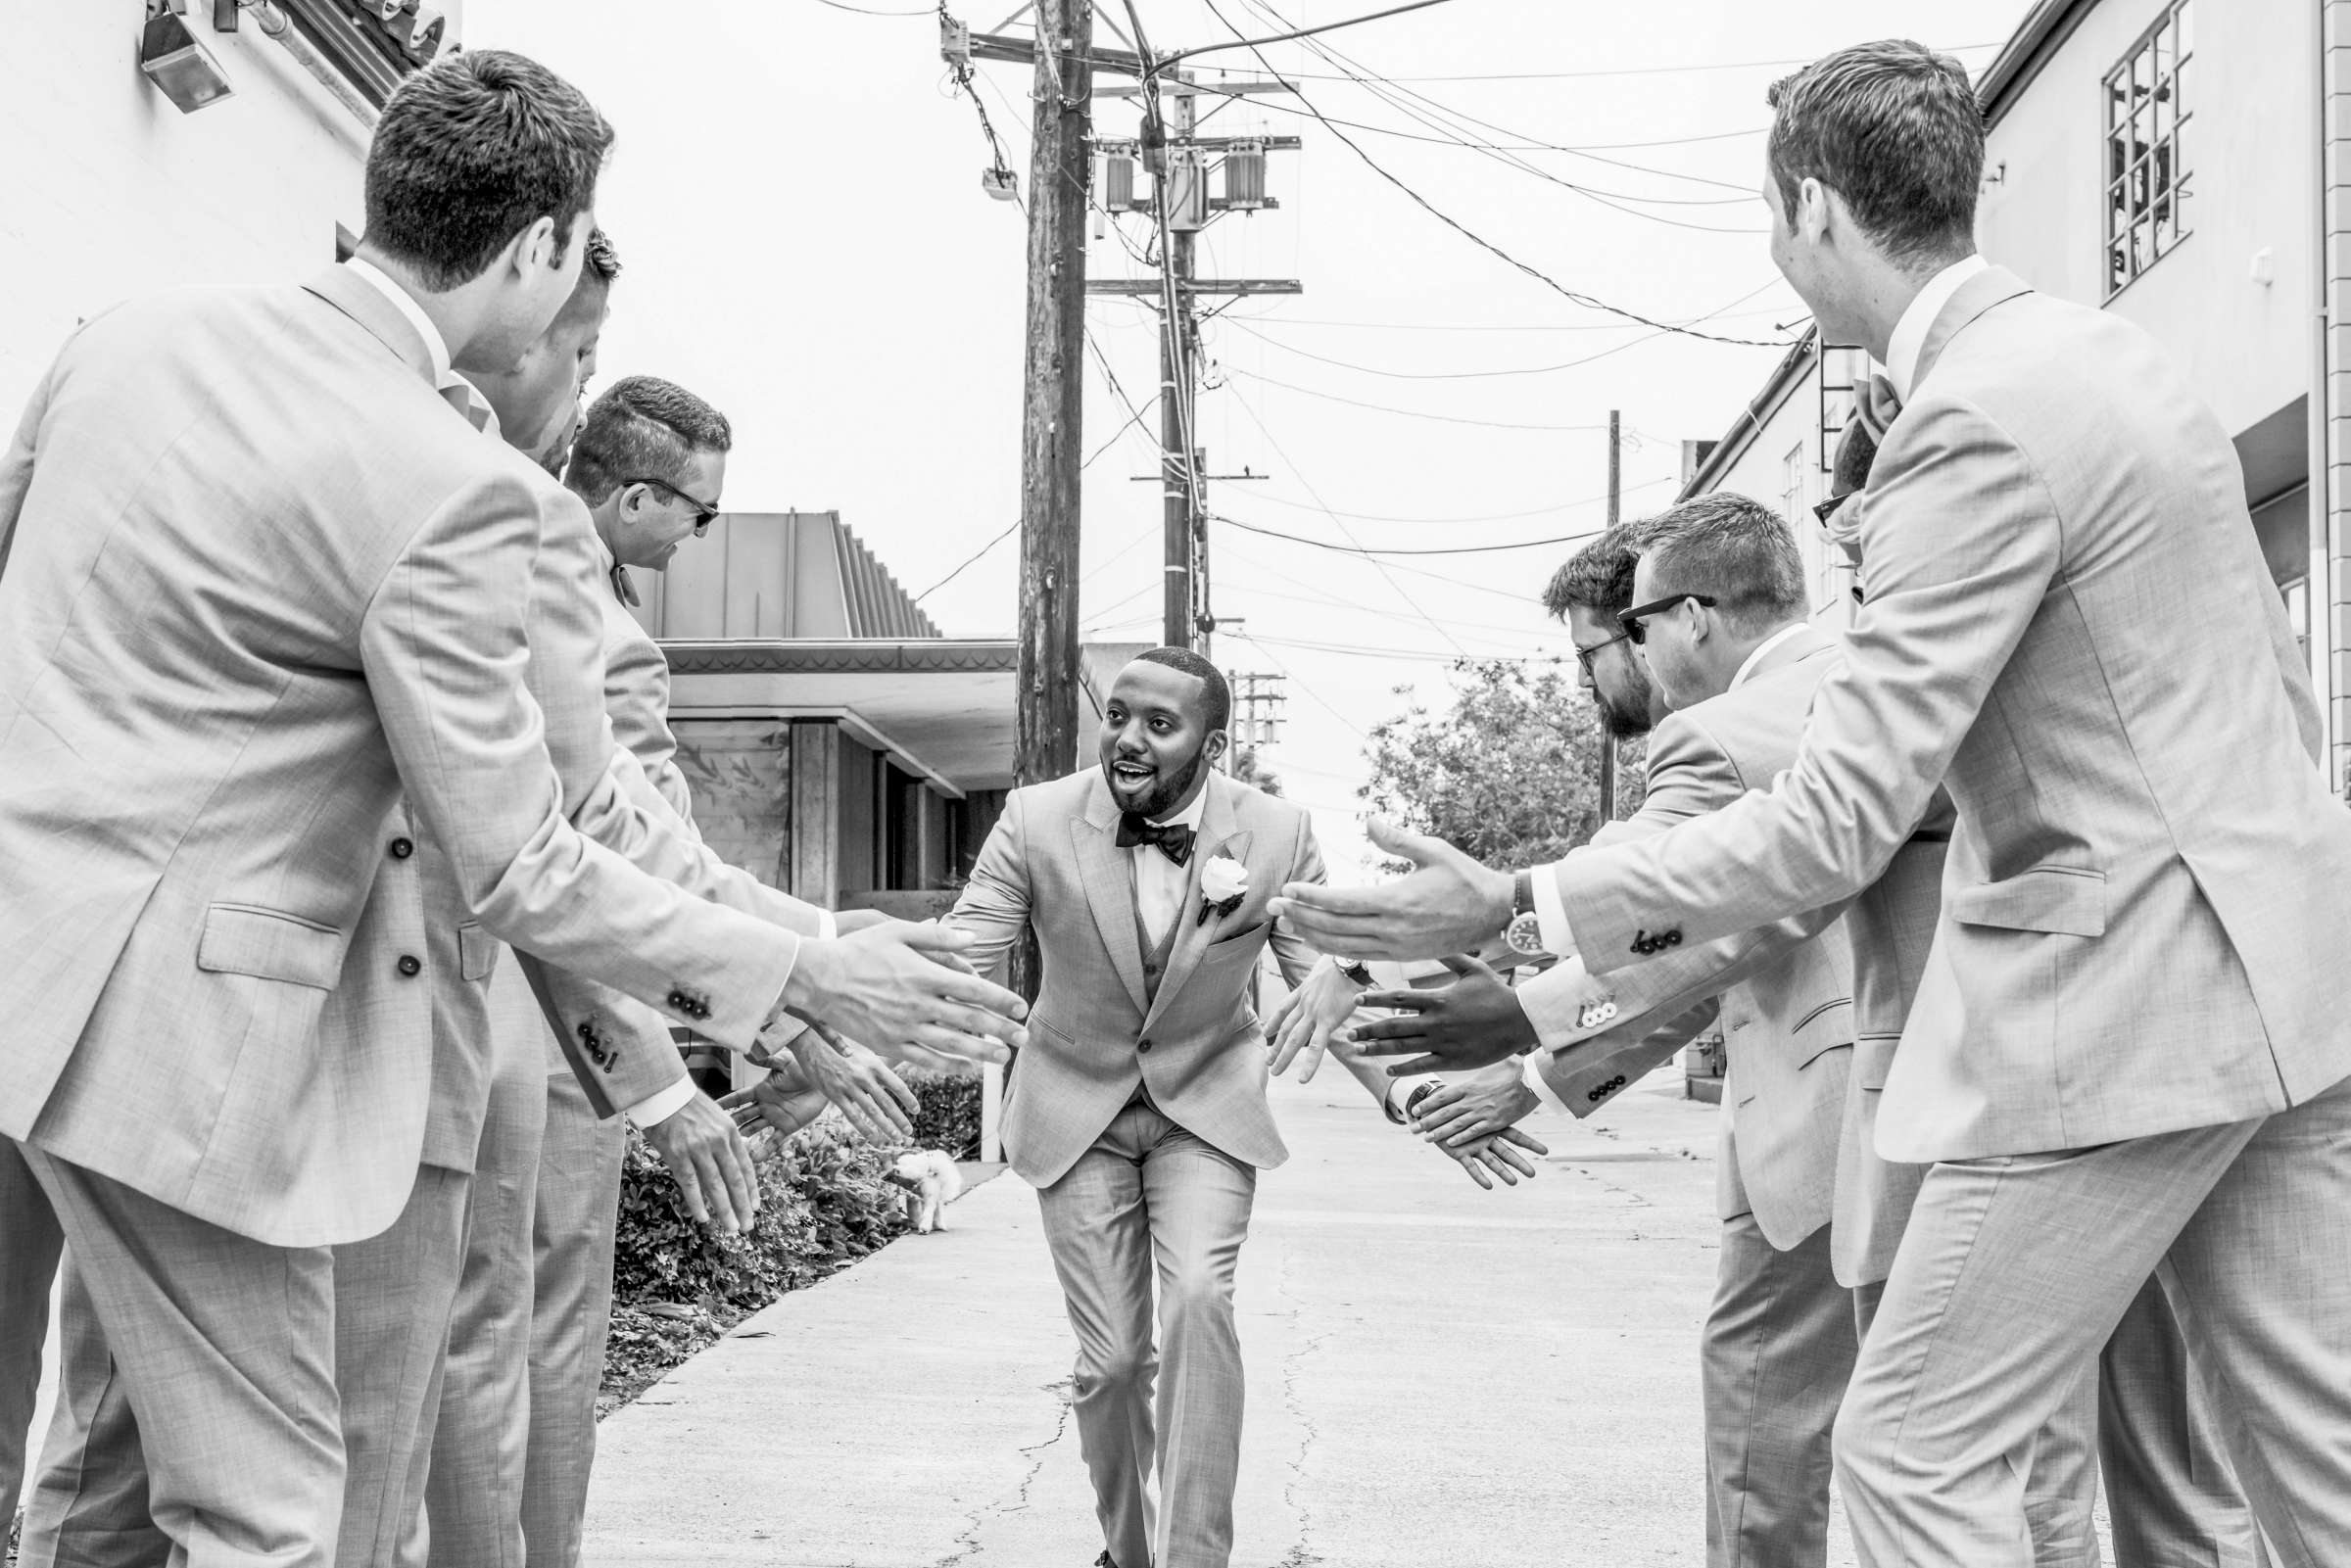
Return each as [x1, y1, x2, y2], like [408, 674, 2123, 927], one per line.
[1556, 266, 2351, 1162]
[0, 269, 807, 1245]
[1513, 629, 1855, 1250]
[951, 769, 1323, 1187]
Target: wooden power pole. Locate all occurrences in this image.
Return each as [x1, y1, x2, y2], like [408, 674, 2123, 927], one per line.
[1013, 0, 1094, 786]
[1597, 407, 1622, 824]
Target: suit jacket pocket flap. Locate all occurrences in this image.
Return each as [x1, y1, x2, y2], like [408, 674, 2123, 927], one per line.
[196, 903, 345, 989]
[1204, 920, 1270, 950]
[457, 923, 502, 983]
[1948, 866, 2106, 937]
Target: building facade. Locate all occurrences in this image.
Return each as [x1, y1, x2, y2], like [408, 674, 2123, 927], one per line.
[1683, 0, 2351, 792]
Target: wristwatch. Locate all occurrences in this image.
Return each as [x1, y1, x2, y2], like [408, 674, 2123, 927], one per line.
[1334, 957, 1376, 989]
[1503, 868, 1549, 958]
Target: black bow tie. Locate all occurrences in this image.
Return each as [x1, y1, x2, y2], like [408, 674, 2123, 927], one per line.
[1116, 815, 1195, 866]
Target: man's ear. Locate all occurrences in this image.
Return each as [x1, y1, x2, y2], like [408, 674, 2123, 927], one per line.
[514, 214, 563, 276]
[1203, 729, 1231, 767]
[1798, 176, 1835, 245]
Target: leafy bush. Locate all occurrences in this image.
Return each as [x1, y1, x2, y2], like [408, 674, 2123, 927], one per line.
[900, 1065, 984, 1160]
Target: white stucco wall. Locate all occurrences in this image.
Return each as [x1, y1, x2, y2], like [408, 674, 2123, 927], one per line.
[0, 8, 395, 424]
[1977, 0, 2316, 438]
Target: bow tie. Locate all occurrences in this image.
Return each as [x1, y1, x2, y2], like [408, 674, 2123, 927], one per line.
[1116, 814, 1195, 865]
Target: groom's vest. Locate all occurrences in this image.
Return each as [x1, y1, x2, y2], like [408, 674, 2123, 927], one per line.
[1133, 887, 1182, 1006]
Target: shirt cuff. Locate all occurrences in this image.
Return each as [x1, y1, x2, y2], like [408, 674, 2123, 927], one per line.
[623, 1075, 697, 1128]
[1522, 1051, 1571, 1116]
[1384, 1074, 1445, 1125]
[817, 908, 838, 940]
[1531, 860, 1575, 959]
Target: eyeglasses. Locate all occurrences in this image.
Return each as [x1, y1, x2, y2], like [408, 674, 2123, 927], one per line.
[1616, 592, 1716, 644]
[1572, 628, 1633, 674]
[627, 475, 723, 536]
[1812, 491, 1856, 527]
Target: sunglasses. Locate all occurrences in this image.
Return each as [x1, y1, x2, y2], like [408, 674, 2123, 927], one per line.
[627, 475, 723, 536]
[1573, 629, 1633, 673]
[1812, 491, 1856, 526]
[1616, 592, 1716, 644]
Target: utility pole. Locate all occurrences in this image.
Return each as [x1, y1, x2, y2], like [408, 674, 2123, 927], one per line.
[1010, 0, 1094, 786]
[1156, 81, 1198, 649]
[1597, 408, 1622, 825]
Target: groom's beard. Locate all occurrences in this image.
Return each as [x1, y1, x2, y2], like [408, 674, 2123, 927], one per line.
[1112, 743, 1210, 821]
[1595, 668, 1656, 740]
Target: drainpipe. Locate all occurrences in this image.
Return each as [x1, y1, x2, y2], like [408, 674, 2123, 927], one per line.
[2315, 0, 2335, 784]
[241, 0, 381, 130]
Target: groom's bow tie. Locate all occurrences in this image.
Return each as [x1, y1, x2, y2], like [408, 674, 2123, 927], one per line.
[1116, 814, 1195, 865]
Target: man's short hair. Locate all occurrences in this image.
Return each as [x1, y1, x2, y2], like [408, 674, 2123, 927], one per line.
[582, 227, 622, 287]
[1633, 494, 1809, 632]
[1542, 522, 1644, 621]
[364, 50, 613, 291]
[565, 376, 733, 504]
[1767, 40, 1983, 267]
[1134, 646, 1231, 733]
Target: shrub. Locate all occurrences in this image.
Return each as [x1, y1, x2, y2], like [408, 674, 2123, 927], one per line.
[900, 1065, 984, 1160]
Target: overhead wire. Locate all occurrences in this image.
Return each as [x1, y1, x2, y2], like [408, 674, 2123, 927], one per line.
[1223, 365, 1616, 431]
[1198, 2, 1792, 345]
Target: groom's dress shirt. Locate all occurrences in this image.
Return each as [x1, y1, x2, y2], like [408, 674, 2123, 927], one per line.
[1132, 788, 1210, 946]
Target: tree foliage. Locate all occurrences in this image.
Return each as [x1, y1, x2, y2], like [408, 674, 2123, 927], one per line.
[1360, 658, 1612, 870]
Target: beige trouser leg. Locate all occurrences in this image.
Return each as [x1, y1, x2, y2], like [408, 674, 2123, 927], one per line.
[18, 1142, 344, 1568]
[1, 1139, 64, 1530]
[1702, 1214, 1856, 1568]
[424, 973, 552, 1568]
[2100, 1272, 2262, 1568]
[1036, 1100, 1257, 1568]
[1833, 1074, 2351, 1568]
[517, 1068, 627, 1568]
[17, 1261, 168, 1568]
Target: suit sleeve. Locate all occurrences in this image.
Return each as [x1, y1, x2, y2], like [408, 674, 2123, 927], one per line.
[947, 791, 1032, 988]
[604, 605, 702, 830]
[1267, 809, 1326, 989]
[0, 355, 57, 582]
[1532, 1002, 1717, 1117]
[1536, 714, 1849, 1026]
[1557, 395, 2060, 972]
[360, 470, 798, 1051]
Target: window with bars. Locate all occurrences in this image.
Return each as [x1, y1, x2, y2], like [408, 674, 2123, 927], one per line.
[2105, 1, 2193, 297]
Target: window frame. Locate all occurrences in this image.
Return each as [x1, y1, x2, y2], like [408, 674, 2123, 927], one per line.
[2102, 0, 2194, 300]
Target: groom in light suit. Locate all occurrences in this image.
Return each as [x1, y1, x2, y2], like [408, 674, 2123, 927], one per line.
[951, 648, 1327, 1568]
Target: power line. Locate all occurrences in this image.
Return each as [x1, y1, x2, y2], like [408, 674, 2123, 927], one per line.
[1194, 42, 2003, 84]
[1200, 3, 1792, 346]
[816, 0, 933, 12]
[913, 519, 1019, 602]
[1223, 365, 1616, 431]
[1216, 511, 1614, 557]
[1157, 0, 1455, 71]
[1232, 472, 1675, 528]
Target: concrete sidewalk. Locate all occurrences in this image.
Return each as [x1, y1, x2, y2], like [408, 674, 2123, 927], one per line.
[583, 1069, 1856, 1567]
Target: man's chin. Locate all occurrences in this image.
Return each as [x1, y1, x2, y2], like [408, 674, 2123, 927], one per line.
[1101, 767, 1158, 808]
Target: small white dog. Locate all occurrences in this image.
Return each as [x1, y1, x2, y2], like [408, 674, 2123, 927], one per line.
[888, 1149, 965, 1234]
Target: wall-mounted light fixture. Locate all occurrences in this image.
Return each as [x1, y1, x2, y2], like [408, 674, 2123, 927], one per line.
[141, 0, 236, 113]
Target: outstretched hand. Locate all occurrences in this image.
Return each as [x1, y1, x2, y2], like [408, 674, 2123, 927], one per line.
[722, 1060, 830, 1142]
[1412, 1059, 1541, 1149]
[1343, 953, 1536, 1076]
[639, 1091, 762, 1234]
[1268, 818, 1516, 963]
[789, 1023, 919, 1144]
[782, 920, 1027, 1064]
[1267, 957, 1366, 1082]
[1432, 1126, 1549, 1190]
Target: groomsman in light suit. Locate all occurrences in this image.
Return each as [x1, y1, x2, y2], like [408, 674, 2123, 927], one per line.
[950, 649, 1335, 1568]
[1272, 41, 2351, 1564]
[0, 48, 1025, 1567]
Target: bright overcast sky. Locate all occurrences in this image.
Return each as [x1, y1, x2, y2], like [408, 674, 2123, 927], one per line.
[462, 0, 2032, 875]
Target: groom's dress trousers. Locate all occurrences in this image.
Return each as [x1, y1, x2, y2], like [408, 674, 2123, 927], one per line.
[952, 769, 1325, 1568]
[0, 263, 826, 1567]
[1548, 264, 2351, 1567]
[1510, 626, 1862, 1568]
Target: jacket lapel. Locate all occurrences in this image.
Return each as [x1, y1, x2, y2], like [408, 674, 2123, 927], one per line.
[1909, 264, 2033, 396]
[1071, 775, 1151, 1016]
[1143, 777, 1252, 1031]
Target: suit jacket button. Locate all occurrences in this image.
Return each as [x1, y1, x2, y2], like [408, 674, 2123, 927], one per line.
[1664, 930, 1682, 947]
[388, 836, 414, 860]
[396, 955, 422, 977]
[1137, 1038, 1153, 1053]
[667, 990, 688, 1009]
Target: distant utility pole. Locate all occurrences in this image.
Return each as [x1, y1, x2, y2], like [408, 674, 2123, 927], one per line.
[1230, 670, 1288, 746]
[1093, 70, 1300, 651]
[1597, 408, 1622, 824]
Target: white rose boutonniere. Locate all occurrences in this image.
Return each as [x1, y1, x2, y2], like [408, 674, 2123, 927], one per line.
[1198, 854, 1250, 927]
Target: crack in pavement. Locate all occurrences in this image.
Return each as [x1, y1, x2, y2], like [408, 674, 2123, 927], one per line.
[1271, 1247, 1329, 1568]
[932, 1376, 1077, 1568]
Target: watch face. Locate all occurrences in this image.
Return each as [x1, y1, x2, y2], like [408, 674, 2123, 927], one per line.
[1506, 911, 1546, 956]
